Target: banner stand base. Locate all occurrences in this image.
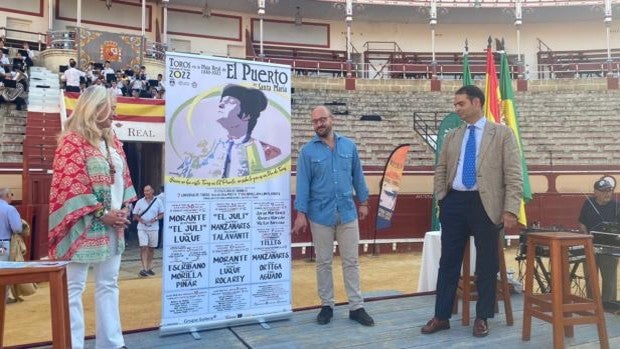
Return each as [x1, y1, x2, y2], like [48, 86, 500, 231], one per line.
[159, 311, 292, 337]
[189, 327, 201, 340]
[258, 318, 271, 329]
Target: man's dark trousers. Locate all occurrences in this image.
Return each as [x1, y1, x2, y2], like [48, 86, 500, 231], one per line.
[435, 190, 500, 320]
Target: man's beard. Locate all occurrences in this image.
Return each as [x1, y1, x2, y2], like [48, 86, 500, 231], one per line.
[315, 126, 331, 138]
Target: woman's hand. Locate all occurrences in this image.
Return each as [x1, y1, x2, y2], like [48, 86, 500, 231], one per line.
[100, 209, 130, 230]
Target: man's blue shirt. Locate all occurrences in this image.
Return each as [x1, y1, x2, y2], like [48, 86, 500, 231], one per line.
[295, 132, 369, 226]
[0, 199, 22, 240]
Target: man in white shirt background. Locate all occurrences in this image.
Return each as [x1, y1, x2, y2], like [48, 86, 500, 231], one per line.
[132, 185, 164, 277]
[62, 59, 85, 93]
[102, 60, 115, 77]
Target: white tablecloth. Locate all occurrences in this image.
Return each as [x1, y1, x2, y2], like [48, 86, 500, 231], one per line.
[417, 231, 476, 293]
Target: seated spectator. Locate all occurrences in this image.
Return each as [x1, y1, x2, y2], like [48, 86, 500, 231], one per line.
[131, 88, 140, 98]
[156, 73, 164, 89]
[120, 79, 130, 96]
[13, 52, 25, 72]
[149, 87, 158, 99]
[110, 80, 123, 96]
[156, 88, 165, 100]
[138, 66, 149, 81]
[131, 75, 145, 93]
[0, 52, 9, 65]
[0, 69, 28, 110]
[21, 42, 33, 67]
[62, 58, 85, 93]
[102, 61, 115, 76]
[86, 62, 100, 86]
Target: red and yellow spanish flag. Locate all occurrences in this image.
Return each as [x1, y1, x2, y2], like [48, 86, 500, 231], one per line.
[64, 92, 165, 123]
[483, 44, 501, 123]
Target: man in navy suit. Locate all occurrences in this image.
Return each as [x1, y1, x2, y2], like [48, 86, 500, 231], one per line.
[422, 85, 523, 337]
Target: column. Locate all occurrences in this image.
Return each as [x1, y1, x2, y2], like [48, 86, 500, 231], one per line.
[142, 0, 146, 37]
[258, 0, 265, 57]
[76, 0, 82, 27]
[163, 0, 169, 47]
[515, 0, 527, 91]
[604, 0, 617, 88]
[345, 0, 353, 80]
[429, 0, 440, 91]
[48, 0, 54, 31]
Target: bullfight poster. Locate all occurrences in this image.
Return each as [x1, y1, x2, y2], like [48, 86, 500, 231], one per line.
[161, 52, 292, 335]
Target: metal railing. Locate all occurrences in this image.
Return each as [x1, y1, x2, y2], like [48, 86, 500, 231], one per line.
[145, 40, 166, 61]
[536, 62, 619, 79]
[362, 41, 403, 53]
[537, 38, 553, 54]
[33, 29, 167, 63]
[47, 30, 77, 50]
[0, 27, 47, 51]
[413, 112, 449, 151]
[249, 56, 350, 77]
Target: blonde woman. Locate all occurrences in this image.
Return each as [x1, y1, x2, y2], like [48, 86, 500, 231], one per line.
[49, 85, 136, 349]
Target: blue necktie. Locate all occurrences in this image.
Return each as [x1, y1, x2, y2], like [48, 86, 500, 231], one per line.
[222, 140, 235, 178]
[462, 125, 477, 189]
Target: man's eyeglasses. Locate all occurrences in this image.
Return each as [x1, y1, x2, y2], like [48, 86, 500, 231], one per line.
[311, 117, 329, 126]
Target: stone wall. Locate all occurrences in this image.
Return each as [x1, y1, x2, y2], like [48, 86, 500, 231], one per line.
[291, 77, 620, 167]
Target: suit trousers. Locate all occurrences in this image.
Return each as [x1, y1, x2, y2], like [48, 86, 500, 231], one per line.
[309, 219, 364, 310]
[66, 254, 125, 349]
[596, 254, 618, 302]
[435, 190, 500, 320]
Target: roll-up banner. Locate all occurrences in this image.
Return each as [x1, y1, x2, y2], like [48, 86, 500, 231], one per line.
[161, 52, 292, 335]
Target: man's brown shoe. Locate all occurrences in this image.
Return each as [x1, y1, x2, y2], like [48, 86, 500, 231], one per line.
[421, 317, 450, 334]
[473, 318, 489, 337]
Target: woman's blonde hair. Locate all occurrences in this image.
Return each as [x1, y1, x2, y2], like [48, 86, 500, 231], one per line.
[61, 85, 117, 146]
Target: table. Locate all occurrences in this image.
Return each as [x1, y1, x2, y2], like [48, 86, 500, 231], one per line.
[417, 231, 476, 292]
[0, 262, 71, 349]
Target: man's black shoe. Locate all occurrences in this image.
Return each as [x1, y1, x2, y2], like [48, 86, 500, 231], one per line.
[317, 306, 333, 325]
[349, 308, 375, 326]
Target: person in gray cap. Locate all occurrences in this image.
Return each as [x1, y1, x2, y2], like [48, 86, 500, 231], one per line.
[578, 177, 619, 308]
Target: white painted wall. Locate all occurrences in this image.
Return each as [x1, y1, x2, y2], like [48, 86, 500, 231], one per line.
[0, 0, 48, 39]
[57, 0, 144, 26]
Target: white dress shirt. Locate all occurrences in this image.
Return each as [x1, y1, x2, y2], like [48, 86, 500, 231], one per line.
[452, 117, 486, 191]
[63, 67, 85, 87]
